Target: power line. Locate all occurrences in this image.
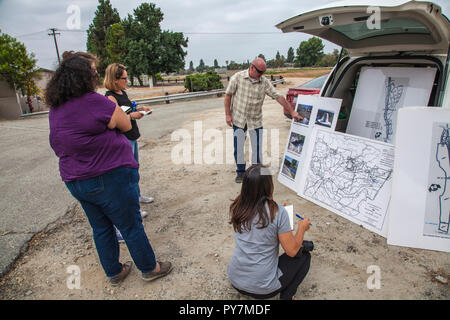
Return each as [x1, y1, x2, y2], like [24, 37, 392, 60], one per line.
[182, 32, 281, 34]
[13, 30, 49, 38]
[15, 29, 282, 37]
[54, 28, 281, 34]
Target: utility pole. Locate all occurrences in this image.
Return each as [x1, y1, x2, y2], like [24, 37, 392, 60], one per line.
[48, 28, 61, 65]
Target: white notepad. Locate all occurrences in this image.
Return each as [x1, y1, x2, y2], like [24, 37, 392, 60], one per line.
[284, 205, 294, 230]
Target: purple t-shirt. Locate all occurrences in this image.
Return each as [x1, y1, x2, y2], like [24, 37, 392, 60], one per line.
[49, 92, 138, 182]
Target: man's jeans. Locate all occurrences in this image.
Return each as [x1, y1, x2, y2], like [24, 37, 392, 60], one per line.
[233, 125, 263, 174]
[65, 167, 156, 278]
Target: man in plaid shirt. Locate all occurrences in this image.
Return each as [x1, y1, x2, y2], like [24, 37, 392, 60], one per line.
[224, 57, 302, 183]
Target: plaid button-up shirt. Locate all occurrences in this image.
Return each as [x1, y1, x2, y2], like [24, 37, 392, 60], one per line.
[225, 70, 281, 130]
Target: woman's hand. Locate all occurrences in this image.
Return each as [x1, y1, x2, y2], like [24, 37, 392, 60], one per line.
[279, 216, 311, 258]
[137, 105, 152, 112]
[130, 111, 144, 120]
[298, 217, 311, 232]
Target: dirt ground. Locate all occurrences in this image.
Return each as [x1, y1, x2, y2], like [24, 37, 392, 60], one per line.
[0, 77, 448, 300]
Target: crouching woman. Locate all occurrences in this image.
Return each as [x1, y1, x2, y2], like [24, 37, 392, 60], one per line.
[227, 164, 311, 300]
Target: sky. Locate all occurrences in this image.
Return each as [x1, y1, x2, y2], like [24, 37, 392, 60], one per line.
[0, 0, 449, 70]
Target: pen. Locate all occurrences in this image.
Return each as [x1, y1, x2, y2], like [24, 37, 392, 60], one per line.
[295, 213, 312, 226]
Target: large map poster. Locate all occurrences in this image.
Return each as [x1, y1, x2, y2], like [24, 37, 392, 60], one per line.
[298, 127, 395, 237]
[346, 67, 436, 144]
[388, 107, 450, 253]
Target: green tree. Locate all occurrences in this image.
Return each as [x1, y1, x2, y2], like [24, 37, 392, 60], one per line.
[267, 51, 285, 68]
[287, 47, 295, 63]
[105, 22, 125, 63]
[318, 49, 339, 67]
[0, 33, 39, 99]
[159, 30, 188, 73]
[257, 53, 266, 61]
[185, 71, 223, 92]
[214, 59, 219, 68]
[121, 3, 187, 85]
[196, 59, 206, 73]
[227, 60, 240, 70]
[121, 3, 163, 86]
[86, 0, 120, 75]
[295, 37, 325, 67]
[189, 61, 194, 72]
[275, 51, 285, 67]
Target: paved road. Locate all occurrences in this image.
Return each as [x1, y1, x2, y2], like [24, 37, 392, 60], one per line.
[137, 96, 224, 139]
[0, 96, 223, 277]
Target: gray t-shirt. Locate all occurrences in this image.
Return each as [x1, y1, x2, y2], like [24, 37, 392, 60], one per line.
[227, 204, 292, 294]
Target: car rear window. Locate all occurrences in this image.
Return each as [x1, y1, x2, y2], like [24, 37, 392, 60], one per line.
[332, 18, 430, 41]
[302, 75, 327, 88]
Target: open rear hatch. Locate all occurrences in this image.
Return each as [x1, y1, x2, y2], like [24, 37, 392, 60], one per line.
[276, 0, 449, 55]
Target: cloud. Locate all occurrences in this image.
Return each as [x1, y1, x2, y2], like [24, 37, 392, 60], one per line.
[3, 0, 448, 70]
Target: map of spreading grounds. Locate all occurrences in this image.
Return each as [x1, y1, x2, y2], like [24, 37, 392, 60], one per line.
[424, 122, 450, 238]
[302, 129, 394, 233]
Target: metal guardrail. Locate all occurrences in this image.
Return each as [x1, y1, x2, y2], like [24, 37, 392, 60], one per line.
[19, 79, 286, 116]
[134, 78, 285, 105]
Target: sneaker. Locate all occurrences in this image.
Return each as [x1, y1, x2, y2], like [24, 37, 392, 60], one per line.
[140, 210, 148, 218]
[109, 261, 133, 286]
[139, 195, 154, 203]
[115, 227, 125, 243]
[235, 173, 244, 183]
[142, 261, 173, 282]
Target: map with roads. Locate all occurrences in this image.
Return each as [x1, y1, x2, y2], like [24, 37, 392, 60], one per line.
[301, 128, 395, 235]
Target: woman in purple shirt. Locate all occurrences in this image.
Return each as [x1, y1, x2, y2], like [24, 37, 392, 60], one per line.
[46, 51, 172, 286]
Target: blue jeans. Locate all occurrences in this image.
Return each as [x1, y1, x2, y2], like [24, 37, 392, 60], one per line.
[128, 139, 140, 197]
[128, 139, 139, 163]
[65, 167, 156, 277]
[233, 125, 263, 174]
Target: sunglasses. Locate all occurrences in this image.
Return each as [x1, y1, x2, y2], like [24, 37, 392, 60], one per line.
[252, 64, 265, 75]
[120, 77, 128, 80]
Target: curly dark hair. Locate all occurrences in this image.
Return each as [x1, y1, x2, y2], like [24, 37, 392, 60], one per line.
[45, 53, 98, 108]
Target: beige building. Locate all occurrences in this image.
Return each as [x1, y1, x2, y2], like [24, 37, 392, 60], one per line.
[0, 80, 22, 119]
[0, 68, 54, 119]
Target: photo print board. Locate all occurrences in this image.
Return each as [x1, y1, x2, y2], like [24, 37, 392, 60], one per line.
[346, 67, 437, 144]
[297, 127, 395, 237]
[278, 95, 342, 192]
[387, 107, 450, 253]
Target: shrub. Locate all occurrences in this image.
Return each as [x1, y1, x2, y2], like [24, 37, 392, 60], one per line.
[184, 71, 223, 92]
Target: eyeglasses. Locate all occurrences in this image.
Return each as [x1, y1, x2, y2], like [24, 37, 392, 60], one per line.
[120, 77, 128, 80]
[252, 64, 265, 75]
